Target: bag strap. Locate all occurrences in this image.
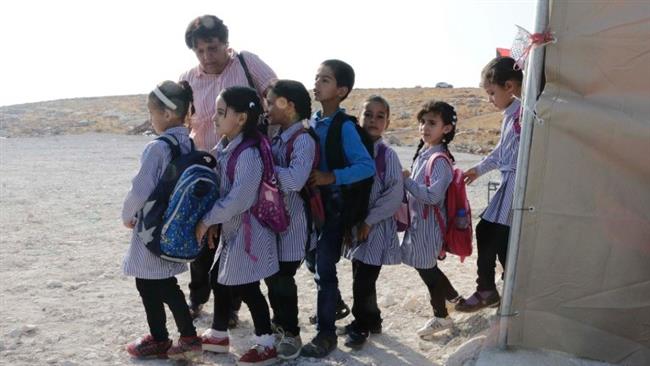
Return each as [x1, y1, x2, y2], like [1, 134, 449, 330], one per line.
[237, 52, 256, 91]
[156, 135, 181, 160]
[375, 143, 388, 182]
[226, 136, 259, 183]
[423, 151, 453, 219]
[285, 127, 320, 169]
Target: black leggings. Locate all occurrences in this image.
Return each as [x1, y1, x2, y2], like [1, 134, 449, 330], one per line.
[135, 277, 196, 341]
[210, 261, 272, 336]
[416, 266, 459, 318]
[475, 219, 510, 291]
[264, 261, 301, 335]
[351, 260, 382, 332]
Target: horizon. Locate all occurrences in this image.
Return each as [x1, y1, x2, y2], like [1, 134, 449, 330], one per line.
[0, 0, 535, 107]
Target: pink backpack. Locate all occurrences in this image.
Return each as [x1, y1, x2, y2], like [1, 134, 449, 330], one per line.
[374, 143, 410, 232]
[227, 131, 290, 261]
[424, 152, 473, 262]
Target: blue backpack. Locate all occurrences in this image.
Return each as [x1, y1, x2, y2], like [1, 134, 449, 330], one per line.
[136, 135, 219, 263]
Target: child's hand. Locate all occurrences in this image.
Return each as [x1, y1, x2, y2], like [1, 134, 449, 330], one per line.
[463, 168, 479, 185]
[357, 223, 371, 242]
[123, 218, 136, 229]
[206, 225, 220, 249]
[308, 170, 336, 186]
[195, 221, 209, 246]
[402, 170, 411, 179]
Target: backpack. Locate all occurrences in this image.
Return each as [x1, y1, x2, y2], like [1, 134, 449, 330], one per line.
[374, 143, 410, 232]
[285, 126, 325, 231]
[424, 152, 473, 262]
[325, 112, 375, 235]
[137, 135, 219, 263]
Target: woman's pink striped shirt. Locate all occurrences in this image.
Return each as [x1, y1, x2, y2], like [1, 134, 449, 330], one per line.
[180, 49, 277, 151]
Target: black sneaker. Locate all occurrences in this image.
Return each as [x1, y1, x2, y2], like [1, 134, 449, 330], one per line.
[309, 301, 351, 324]
[337, 321, 382, 336]
[188, 301, 202, 320]
[344, 328, 368, 350]
[300, 333, 337, 358]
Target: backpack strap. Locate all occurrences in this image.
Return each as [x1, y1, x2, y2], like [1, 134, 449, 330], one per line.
[423, 151, 453, 220]
[285, 127, 320, 169]
[226, 135, 260, 183]
[237, 52, 256, 92]
[156, 135, 181, 160]
[375, 143, 388, 182]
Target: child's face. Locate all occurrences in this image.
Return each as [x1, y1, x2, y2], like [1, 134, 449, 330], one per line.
[213, 95, 245, 139]
[484, 81, 515, 110]
[419, 112, 452, 146]
[314, 65, 346, 103]
[361, 101, 389, 140]
[147, 99, 174, 135]
[193, 38, 230, 74]
[265, 90, 292, 126]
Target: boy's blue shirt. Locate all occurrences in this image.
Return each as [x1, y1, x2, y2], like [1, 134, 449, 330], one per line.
[309, 108, 375, 185]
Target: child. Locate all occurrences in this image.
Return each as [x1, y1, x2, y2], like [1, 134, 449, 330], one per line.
[302, 59, 376, 358]
[456, 56, 523, 312]
[262, 79, 315, 359]
[122, 80, 202, 360]
[401, 101, 462, 338]
[340, 96, 404, 349]
[195, 86, 279, 365]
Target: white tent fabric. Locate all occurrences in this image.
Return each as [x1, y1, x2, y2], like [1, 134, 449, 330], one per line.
[506, 1, 650, 365]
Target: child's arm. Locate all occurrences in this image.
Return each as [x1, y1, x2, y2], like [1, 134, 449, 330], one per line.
[200, 148, 263, 226]
[364, 148, 404, 226]
[404, 159, 452, 205]
[275, 134, 315, 193]
[121, 142, 165, 227]
[333, 121, 375, 184]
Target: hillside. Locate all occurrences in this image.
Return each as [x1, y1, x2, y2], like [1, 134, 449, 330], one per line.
[0, 88, 501, 154]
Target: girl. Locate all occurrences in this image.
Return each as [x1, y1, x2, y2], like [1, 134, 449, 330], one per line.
[195, 86, 279, 365]
[456, 56, 523, 313]
[122, 80, 202, 360]
[401, 101, 462, 338]
[263, 79, 315, 360]
[340, 96, 404, 349]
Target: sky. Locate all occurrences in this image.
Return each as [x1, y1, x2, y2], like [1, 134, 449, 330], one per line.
[0, 0, 536, 107]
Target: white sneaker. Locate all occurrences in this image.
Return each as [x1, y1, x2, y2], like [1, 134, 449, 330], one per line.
[416, 317, 453, 338]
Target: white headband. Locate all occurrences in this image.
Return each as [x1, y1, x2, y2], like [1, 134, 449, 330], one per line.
[153, 86, 177, 110]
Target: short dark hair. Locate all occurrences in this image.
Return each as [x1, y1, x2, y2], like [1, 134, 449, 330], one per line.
[413, 100, 458, 162]
[321, 59, 355, 101]
[270, 80, 312, 121]
[481, 56, 523, 87]
[148, 80, 194, 119]
[364, 95, 390, 118]
[185, 15, 229, 49]
[219, 86, 263, 140]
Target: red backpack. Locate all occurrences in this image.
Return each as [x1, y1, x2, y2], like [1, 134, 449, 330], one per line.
[424, 152, 473, 262]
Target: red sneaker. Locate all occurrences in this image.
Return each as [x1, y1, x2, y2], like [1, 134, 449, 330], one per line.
[201, 329, 229, 353]
[167, 335, 202, 361]
[237, 344, 278, 366]
[125, 334, 171, 359]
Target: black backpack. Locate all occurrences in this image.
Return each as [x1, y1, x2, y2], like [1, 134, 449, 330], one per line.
[325, 112, 375, 237]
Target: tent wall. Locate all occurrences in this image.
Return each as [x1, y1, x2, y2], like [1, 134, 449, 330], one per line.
[507, 1, 650, 365]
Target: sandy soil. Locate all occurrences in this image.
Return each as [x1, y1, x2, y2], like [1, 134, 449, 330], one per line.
[0, 134, 503, 366]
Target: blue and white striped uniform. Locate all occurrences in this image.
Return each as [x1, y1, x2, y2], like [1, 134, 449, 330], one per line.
[401, 144, 453, 269]
[122, 127, 190, 279]
[475, 99, 521, 226]
[201, 134, 279, 286]
[271, 121, 316, 261]
[347, 139, 403, 266]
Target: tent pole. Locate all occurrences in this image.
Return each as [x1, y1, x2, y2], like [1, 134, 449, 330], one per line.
[498, 0, 550, 349]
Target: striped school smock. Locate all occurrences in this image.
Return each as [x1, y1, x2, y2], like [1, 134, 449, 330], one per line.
[271, 122, 316, 262]
[121, 127, 191, 279]
[475, 99, 521, 226]
[346, 139, 403, 266]
[400, 144, 453, 269]
[201, 134, 279, 286]
[179, 50, 277, 152]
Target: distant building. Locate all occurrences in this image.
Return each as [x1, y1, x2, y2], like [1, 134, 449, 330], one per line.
[496, 48, 511, 57]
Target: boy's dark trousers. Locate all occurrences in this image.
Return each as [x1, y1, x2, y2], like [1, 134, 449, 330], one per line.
[264, 260, 302, 335]
[135, 277, 196, 341]
[210, 260, 272, 336]
[475, 219, 510, 292]
[314, 189, 344, 337]
[416, 266, 459, 318]
[189, 242, 242, 312]
[351, 260, 382, 332]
